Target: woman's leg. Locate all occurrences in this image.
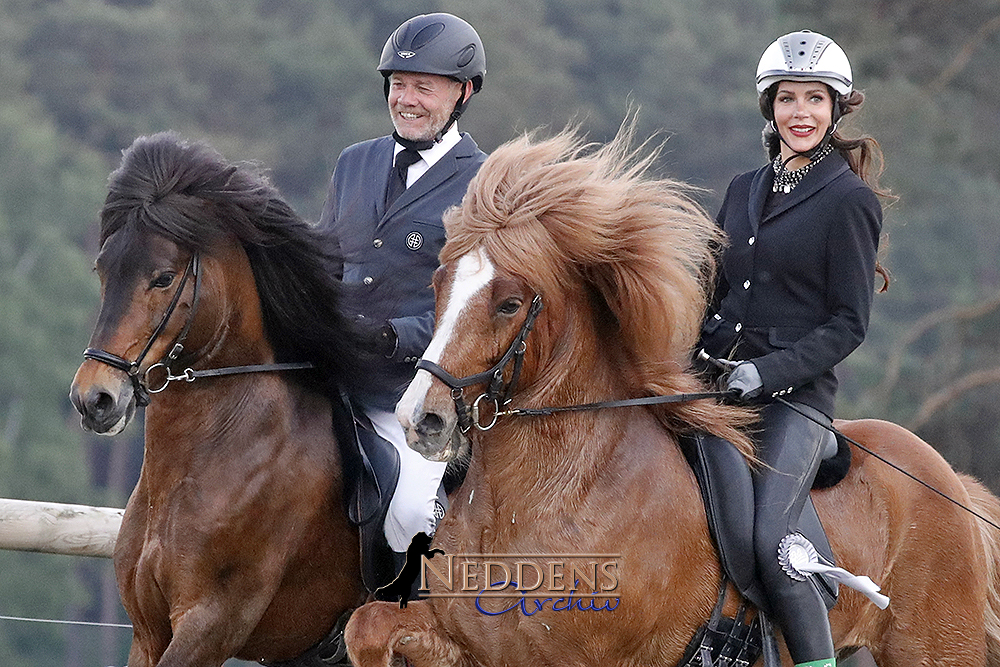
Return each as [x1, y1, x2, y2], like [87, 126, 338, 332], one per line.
[752, 401, 836, 665]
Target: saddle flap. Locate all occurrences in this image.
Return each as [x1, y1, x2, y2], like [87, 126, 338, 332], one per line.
[679, 433, 838, 613]
[332, 391, 400, 526]
[331, 390, 401, 594]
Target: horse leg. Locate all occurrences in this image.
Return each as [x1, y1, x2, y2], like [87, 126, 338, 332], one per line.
[126, 638, 158, 667]
[148, 597, 273, 667]
[345, 601, 466, 667]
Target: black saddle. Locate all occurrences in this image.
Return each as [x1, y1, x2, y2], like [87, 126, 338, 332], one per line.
[331, 390, 400, 594]
[678, 431, 842, 615]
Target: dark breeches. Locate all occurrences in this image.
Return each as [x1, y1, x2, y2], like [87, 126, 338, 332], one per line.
[752, 401, 835, 663]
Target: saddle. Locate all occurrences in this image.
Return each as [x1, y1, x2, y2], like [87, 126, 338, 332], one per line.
[674, 431, 848, 667]
[331, 389, 401, 594]
[678, 431, 843, 615]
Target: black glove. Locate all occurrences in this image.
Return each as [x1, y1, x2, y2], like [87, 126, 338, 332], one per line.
[356, 319, 397, 358]
[726, 361, 763, 400]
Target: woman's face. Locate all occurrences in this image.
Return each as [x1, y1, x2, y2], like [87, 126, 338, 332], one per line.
[772, 81, 834, 164]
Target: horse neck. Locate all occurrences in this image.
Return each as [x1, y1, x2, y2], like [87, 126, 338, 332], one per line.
[182, 243, 274, 369]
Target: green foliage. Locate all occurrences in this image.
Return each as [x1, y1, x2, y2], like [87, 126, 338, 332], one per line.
[2, 0, 1000, 663]
[0, 70, 113, 667]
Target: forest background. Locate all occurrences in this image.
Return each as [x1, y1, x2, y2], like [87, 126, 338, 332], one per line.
[1, 0, 998, 664]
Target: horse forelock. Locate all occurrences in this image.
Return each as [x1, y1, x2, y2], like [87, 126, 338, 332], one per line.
[98, 132, 363, 395]
[443, 124, 755, 449]
[101, 132, 276, 248]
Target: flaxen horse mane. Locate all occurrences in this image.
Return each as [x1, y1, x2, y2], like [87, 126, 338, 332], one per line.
[100, 131, 363, 396]
[442, 124, 753, 451]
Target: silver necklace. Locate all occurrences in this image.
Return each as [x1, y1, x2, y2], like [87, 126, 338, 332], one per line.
[772, 144, 833, 194]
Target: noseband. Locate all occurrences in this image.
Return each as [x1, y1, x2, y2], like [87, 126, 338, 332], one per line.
[84, 253, 203, 407]
[416, 295, 543, 432]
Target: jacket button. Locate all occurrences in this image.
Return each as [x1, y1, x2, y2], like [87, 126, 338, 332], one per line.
[748, 236, 756, 245]
[373, 238, 383, 248]
[734, 323, 743, 332]
[363, 276, 374, 285]
[743, 280, 751, 289]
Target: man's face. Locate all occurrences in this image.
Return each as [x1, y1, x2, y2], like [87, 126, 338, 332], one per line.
[387, 71, 466, 142]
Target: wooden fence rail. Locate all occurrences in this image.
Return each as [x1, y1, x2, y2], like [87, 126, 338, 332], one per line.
[0, 499, 122, 558]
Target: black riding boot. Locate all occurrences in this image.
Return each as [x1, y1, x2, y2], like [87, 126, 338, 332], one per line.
[752, 401, 836, 664]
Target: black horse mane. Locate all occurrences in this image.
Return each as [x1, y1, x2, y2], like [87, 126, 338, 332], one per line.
[100, 131, 365, 397]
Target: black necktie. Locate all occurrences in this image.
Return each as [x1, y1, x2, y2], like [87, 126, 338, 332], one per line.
[385, 147, 423, 208]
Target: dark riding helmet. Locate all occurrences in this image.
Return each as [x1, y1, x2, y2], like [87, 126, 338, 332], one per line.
[378, 13, 486, 94]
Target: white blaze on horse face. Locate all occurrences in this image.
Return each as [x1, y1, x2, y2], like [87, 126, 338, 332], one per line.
[396, 248, 495, 429]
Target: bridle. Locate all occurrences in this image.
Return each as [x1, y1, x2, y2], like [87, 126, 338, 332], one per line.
[418, 288, 1000, 538]
[84, 252, 202, 407]
[83, 251, 312, 407]
[416, 294, 544, 432]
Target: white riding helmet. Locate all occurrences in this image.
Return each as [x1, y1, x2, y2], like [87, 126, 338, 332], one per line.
[755, 30, 853, 95]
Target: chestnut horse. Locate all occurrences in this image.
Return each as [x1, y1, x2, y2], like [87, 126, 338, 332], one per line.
[344, 128, 1000, 666]
[69, 133, 367, 666]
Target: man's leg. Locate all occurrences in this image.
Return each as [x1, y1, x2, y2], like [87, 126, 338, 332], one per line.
[366, 408, 448, 553]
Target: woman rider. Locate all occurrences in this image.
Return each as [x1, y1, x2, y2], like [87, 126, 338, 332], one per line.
[699, 30, 890, 667]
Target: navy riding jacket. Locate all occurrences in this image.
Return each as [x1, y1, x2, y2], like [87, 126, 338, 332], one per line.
[318, 133, 487, 410]
[699, 152, 882, 417]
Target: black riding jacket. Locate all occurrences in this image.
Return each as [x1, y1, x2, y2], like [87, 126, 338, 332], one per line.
[699, 152, 882, 417]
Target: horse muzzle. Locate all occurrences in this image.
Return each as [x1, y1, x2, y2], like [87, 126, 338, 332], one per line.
[408, 411, 468, 463]
[397, 371, 466, 462]
[69, 364, 136, 436]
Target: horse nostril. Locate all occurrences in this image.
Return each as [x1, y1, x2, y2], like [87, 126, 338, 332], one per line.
[90, 390, 116, 419]
[95, 391, 114, 412]
[415, 412, 445, 438]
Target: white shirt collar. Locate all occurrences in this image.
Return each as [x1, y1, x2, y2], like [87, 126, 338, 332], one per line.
[394, 124, 462, 187]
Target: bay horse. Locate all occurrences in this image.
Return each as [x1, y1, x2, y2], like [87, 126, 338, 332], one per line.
[69, 133, 368, 666]
[344, 127, 1000, 666]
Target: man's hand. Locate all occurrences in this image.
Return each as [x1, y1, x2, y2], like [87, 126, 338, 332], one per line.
[357, 319, 397, 358]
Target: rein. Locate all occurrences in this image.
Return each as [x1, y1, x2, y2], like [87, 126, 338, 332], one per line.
[694, 350, 1000, 533]
[83, 251, 314, 404]
[416, 293, 731, 431]
[498, 391, 732, 418]
[412, 296, 1000, 533]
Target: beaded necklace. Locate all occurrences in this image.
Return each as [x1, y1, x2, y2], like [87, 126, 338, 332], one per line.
[771, 144, 834, 194]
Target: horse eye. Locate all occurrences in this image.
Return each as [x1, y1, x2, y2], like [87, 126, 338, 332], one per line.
[497, 298, 522, 316]
[150, 272, 175, 289]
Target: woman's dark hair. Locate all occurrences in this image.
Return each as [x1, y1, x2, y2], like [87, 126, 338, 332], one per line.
[761, 84, 893, 291]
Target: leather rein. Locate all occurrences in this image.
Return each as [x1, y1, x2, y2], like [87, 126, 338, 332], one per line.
[83, 251, 312, 407]
[415, 294, 730, 432]
[417, 291, 1000, 536]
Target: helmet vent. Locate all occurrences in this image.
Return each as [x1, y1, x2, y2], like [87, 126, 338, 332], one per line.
[456, 45, 476, 68]
[410, 22, 446, 50]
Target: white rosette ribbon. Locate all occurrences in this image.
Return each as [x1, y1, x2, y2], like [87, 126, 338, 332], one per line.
[778, 533, 890, 610]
